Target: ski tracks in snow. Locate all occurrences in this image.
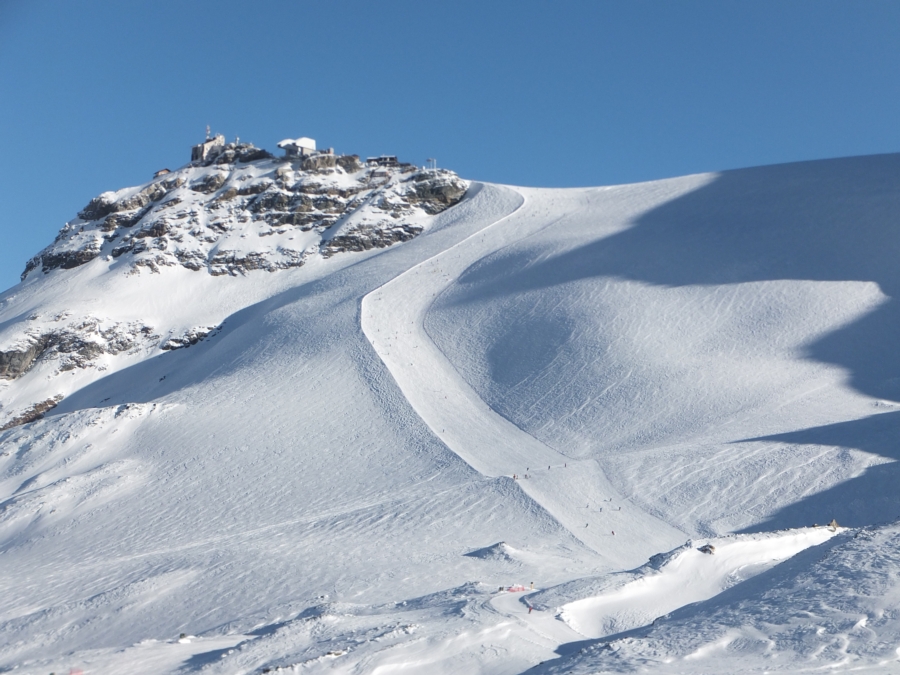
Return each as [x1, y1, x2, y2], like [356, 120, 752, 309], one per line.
[361, 184, 685, 568]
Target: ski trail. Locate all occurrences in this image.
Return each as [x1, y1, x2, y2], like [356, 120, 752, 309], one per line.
[361, 184, 685, 566]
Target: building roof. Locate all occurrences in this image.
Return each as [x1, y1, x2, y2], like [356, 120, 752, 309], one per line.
[278, 137, 316, 149]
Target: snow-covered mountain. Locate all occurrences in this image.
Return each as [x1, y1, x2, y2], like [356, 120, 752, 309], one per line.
[2, 144, 900, 674]
[1, 139, 465, 432]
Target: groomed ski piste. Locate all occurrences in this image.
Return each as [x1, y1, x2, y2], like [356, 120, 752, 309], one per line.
[2, 152, 900, 673]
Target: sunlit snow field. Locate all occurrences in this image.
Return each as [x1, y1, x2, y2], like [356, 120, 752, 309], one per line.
[3, 154, 900, 673]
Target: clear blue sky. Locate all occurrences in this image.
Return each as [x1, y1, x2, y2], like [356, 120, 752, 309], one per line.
[1, 1, 899, 292]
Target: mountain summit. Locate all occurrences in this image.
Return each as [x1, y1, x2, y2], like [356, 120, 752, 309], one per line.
[2, 137, 465, 430]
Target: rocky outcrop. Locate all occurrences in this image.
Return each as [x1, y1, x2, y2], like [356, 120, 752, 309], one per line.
[190, 173, 228, 194]
[211, 144, 274, 166]
[336, 154, 362, 173]
[160, 325, 222, 350]
[0, 395, 64, 431]
[23, 143, 469, 281]
[405, 171, 468, 214]
[0, 338, 50, 380]
[78, 177, 184, 221]
[0, 317, 158, 380]
[208, 248, 307, 276]
[322, 223, 423, 257]
[301, 153, 337, 172]
[23, 246, 102, 279]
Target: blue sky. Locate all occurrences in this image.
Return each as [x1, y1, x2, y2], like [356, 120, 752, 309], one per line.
[1, 1, 898, 292]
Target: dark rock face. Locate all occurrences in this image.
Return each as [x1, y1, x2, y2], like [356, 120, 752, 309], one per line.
[211, 144, 274, 165]
[134, 220, 169, 238]
[336, 155, 362, 173]
[406, 172, 468, 214]
[22, 247, 102, 280]
[78, 194, 119, 221]
[250, 190, 294, 212]
[0, 338, 50, 380]
[192, 142, 274, 167]
[79, 177, 184, 221]
[102, 210, 147, 232]
[190, 173, 228, 194]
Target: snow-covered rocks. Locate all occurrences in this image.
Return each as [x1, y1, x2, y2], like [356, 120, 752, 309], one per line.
[0, 314, 157, 381]
[159, 325, 221, 350]
[0, 139, 468, 430]
[22, 142, 468, 280]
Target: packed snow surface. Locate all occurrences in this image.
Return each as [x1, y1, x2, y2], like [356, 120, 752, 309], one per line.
[2, 152, 900, 673]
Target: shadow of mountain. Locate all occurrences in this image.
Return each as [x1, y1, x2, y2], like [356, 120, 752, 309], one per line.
[736, 412, 900, 532]
[452, 153, 900, 528]
[37, 160, 900, 528]
[461, 153, 900, 295]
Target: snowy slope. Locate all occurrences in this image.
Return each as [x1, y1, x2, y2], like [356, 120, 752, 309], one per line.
[2, 150, 900, 674]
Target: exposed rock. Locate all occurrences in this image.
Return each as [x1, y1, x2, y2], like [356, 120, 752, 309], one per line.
[78, 193, 119, 221]
[134, 219, 169, 238]
[174, 250, 206, 271]
[237, 181, 272, 196]
[78, 177, 185, 222]
[215, 187, 239, 202]
[405, 171, 468, 214]
[101, 210, 146, 232]
[208, 248, 307, 276]
[25, 143, 469, 280]
[302, 153, 337, 172]
[132, 255, 176, 273]
[116, 182, 168, 211]
[23, 246, 102, 279]
[0, 319, 158, 380]
[336, 154, 362, 173]
[322, 223, 423, 257]
[0, 337, 51, 380]
[250, 190, 293, 212]
[0, 395, 64, 431]
[190, 173, 228, 194]
[211, 144, 275, 165]
[160, 325, 221, 350]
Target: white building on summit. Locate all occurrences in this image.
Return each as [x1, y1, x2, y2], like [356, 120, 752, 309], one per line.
[277, 137, 317, 158]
